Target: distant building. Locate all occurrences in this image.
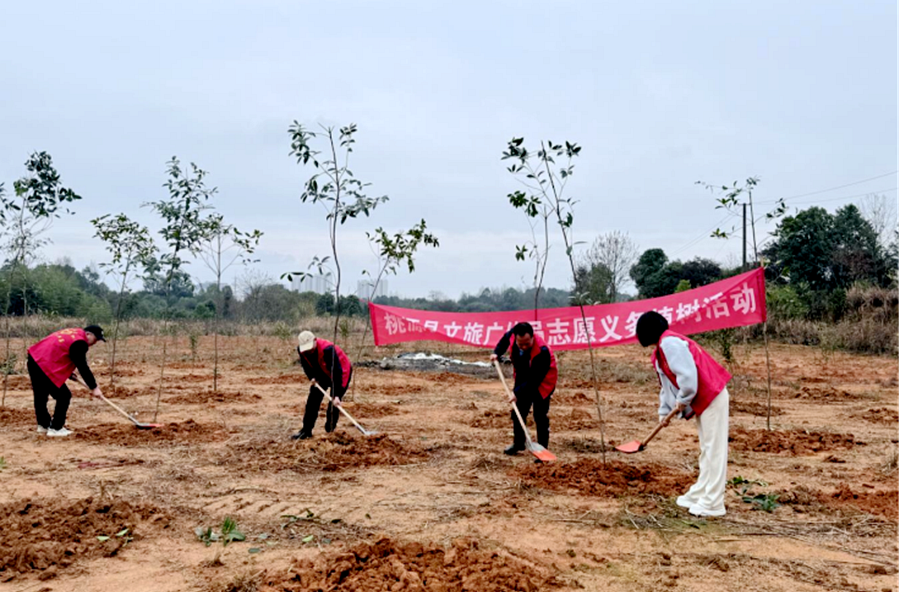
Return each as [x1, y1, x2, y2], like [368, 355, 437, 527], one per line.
[291, 273, 333, 295]
[356, 279, 388, 301]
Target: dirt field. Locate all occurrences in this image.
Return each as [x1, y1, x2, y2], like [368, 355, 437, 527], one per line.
[0, 335, 897, 591]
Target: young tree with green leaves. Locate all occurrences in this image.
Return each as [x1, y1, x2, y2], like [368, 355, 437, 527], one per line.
[502, 138, 609, 462]
[698, 177, 782, 430]
[285, 122, 388, 377]
[507, 187, 553, 315]
[193, 213, 262, 392]
[91, 213, 157, 390]
[143, 157, 215, 421]
[1, 152, 81, 406]
[347, 220, 439, 398]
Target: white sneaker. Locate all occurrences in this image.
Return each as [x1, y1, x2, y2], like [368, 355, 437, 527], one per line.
[676, 494, 698, 509]
[36, 425, 48, 434]
[46, 427, 73, 437]
[689, 503, 726, 518]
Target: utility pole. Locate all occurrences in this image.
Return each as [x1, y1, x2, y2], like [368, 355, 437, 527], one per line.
[742, 203, 747, 271]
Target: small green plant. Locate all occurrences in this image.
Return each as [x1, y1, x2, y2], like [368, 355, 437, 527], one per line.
[97, 528, 132, 546]
[745, 493, 780, 513]
[273, 321, 293, 343]
[0, 456, 7, 471]
[195, 516, 246, 548]
[189, 330, 201, 363]
[0, 353, 16, 376]
[339, 318, 351, 342]
[728, 476, 779, 512]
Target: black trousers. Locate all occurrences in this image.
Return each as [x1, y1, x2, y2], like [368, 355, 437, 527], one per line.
[302, 370, 352, 434]
[28, 356, 71, 430]
[511, 389, 552, 448]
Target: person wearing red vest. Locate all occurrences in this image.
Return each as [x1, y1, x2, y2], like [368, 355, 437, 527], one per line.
[490, 322, 558, 456]
[636, 311, 732, 517]
[293, 330, 353, 440]
[27, 325, 106, 437]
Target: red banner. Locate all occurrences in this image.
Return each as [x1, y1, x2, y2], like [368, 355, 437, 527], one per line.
[369, 268, 766, 350]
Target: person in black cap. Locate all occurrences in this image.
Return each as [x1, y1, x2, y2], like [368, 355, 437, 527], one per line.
[27, 325, 106, 437]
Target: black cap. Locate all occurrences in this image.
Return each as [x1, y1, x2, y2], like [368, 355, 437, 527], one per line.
[84, 325, 106, 342]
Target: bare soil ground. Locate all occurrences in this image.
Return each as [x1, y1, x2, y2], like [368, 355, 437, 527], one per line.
[0, 336, 896, 591]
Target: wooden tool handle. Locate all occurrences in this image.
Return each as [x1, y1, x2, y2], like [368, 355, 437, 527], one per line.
[71, 374, 139, 425]
[493, 360, 533, 445]
[642, 408, 680, 447]
[314, 382, 367, 433]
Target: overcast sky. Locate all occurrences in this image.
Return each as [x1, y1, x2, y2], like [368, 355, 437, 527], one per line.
[1, 1, 897, 299]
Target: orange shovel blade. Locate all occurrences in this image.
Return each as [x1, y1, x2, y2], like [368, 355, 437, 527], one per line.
[615, 440, 643, 454]
[527, 442, 557, 462]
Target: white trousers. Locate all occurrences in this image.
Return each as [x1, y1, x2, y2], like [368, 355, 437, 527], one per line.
[682, 387, 729, 511]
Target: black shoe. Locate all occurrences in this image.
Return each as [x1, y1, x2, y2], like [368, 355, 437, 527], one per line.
[324, 413, 338, 433]
[503, 444, 526, 456]
[291, 429, 312, 440]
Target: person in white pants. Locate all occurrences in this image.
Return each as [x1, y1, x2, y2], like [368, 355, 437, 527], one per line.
[636, 312, 732, 518]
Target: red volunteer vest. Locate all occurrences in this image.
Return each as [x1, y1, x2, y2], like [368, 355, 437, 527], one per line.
[651, 330, 731, 418]
[307, 338, 352, 388]
[509, 334, 558, 399]
[28, 328, 88, 388]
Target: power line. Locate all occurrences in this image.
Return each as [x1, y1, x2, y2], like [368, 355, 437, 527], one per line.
[751, 187, 899, 226]
[756, 171, 898, 204]
[669, 213, 734, 257]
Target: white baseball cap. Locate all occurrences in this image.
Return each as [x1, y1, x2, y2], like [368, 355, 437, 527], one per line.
[298, 330, 316, 352]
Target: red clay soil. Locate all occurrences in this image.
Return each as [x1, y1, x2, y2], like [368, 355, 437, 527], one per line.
[469, 409, 512, 429]
[854, 407, 899, 425]
[729, 428, 861, 455]
[2, 375, 32, 389]
[0, 497, 171, 582]
[75, 420, 229, 445]
[343, 402, 405, 418]
[788, 385, 869, 402]
[165, 389, 262, 405]
[510, 460, 694, 498]
[731, 400, 784, 416]
[164, 373, 212, 383]
[468, 408, 594, 431]
[258, 537, 562, 592]
[779, 484, 899, 520]
[825, 484, 899, 520]
[247, 374, 306, 385]
[230, 432, 432, 473]
[0, 407, 35, 426]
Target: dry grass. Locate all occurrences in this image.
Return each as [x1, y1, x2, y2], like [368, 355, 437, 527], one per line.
[880, 446, 899, 476]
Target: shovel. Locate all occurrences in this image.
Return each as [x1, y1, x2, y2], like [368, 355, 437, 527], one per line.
[313, 383, 378, 436]
[493, 360, 557, 462]
[615, 408, 679, 453]
[70, 375, 162, 430]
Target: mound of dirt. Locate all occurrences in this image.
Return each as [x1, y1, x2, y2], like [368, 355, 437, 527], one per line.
[729, 428, 861, 455]
[165, 390, 261, 405]
[0, 407, 35, 426]
[0, 497, 170, 582]
[258, 536, 561, 592]
[230, 432, 432, 473]
[246, 374, 307, 386]
[854, 407, 899, 425]
[469, 409, 512, 429]
[789, 386, 868, 402]
[510, 460, 694, 498]
[778, 484, 898, 520]
[826, 484, 899, 520]
[1, 375, 32, 389]
[344, 402, 405, 418]
[468, 408, 594, 431]
[731, 400, 784, 416]
[76, 419, 228, 445]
